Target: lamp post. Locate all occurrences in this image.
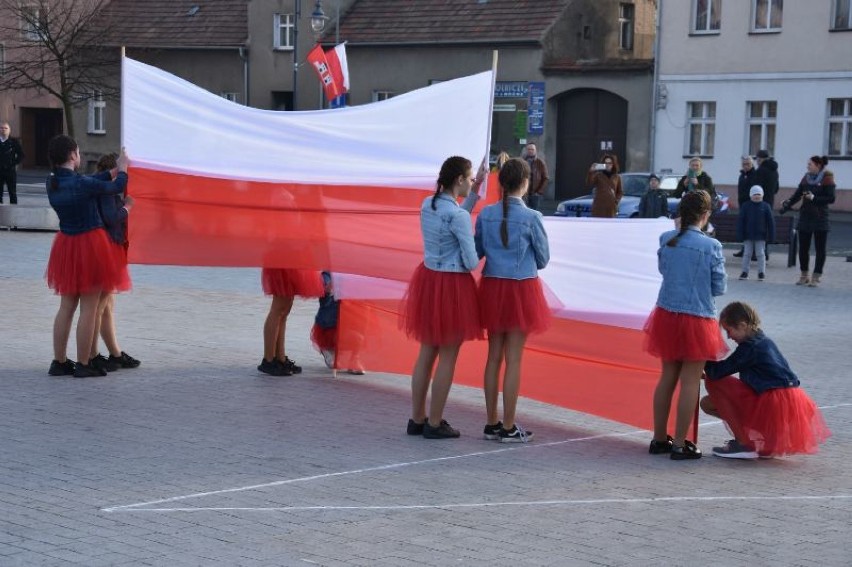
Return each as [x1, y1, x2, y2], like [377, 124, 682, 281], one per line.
[294, 0, 334, 110]
[309, 0, 339, 44]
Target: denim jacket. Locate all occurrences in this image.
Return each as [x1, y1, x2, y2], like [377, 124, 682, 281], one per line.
[705, 331, 799, 394]
[421, 191, 480, 272]
[656, 226, 726, 318]
[474, 197, 549, 279]
[47, 168, 128, 235]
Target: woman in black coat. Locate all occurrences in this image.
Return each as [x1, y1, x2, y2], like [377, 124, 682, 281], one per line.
[781, 155, 836, 287]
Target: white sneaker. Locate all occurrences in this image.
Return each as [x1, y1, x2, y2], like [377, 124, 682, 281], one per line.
[712, 439, 758, 459]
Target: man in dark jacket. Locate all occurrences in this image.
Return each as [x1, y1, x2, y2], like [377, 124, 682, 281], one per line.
[0, 122, 25, 204]
[752, 149, 779, 260]
[523, 143, 549, 211]
[734, 155, 759, 257]
[753, 149, 779, 209]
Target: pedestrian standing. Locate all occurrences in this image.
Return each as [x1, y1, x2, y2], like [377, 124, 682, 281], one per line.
[781, 155, 836, 287]
[475, 158, 550, 443]
[753, 149, 779, 209]
[587, 153, 623, 218]
[736, 186, 775, 281]
[0, 121, 25, 205]
[733, 155, 759, 258]
[402, 156, 485, 439]
[522, 144, 548, 212]
[638, 174, 670, 218]
[644, 190, 728, 460]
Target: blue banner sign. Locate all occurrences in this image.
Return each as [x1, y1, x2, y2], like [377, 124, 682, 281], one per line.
[527, 81, 545, 135]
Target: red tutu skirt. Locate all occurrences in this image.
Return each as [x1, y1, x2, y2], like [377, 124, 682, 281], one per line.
[643, 307, 728, 361]
[479, 276, 551, 335]
[706, 376, 832, 456]
[45, 229, 131, 295]
[310, 324, 337, 352]
[261, 268, 324, 298]
[400, 263, 482, 345]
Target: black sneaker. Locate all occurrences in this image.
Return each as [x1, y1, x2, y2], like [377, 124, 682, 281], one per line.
[648, 435, 674, 454]
[91, 353, 120, 373]
[406, 419, 425, 436]
[739, 272, 748, 280]
[758, 272, 765, 281]
[422, 419, 460, 439]
[281, 357, 302, 374]
[483, 421, 503, 440]
[74, 363, 106, 378]
[670, 440, 702, 460]
[712, 439, 758, 459]
[108, 351, 141, 369]
[48, 359, 76, 376]
[499, 424, 534, 443]
[733, 249, 744, 258]
[258, 358, 291, 376]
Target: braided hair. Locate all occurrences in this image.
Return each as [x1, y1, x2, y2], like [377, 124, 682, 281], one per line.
[431, 156, 472, 210]
[666, 189, 711, 247]
[497, 158, 530, 248]
[719, 301, 762, 334]
[47, 135, 78, 192]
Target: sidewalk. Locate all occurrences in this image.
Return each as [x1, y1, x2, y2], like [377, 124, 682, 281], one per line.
[1, 228, 851, 566]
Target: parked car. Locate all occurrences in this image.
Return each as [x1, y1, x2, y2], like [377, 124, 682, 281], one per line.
[553, 172, 729, 218]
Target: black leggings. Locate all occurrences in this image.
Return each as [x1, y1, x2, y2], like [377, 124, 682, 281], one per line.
[798, 230, 828, 274]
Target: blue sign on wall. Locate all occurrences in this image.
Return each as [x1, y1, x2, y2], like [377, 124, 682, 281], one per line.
[527, 81, 545, 135]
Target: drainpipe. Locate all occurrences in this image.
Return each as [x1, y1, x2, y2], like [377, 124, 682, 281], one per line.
[239, 46, 249, 105]
[649, 0, 663, 172]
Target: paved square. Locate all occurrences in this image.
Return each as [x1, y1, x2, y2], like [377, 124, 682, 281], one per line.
[1, 230, 851, 566]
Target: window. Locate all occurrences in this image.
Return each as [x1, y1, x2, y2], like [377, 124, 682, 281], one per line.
[828, 98, 852, 157]
[87, 90, 106, 134]
[220, 92, 239, 103]
[273, 13, 294, 49]
[753, 0, 783, 32]
[619, 3, 635, 50]
[833, 0, 851, 29]
[21, 5, 45, 41]
[372, 91, 396, 102]
[686, 102, 716, 156]
[692, 0, 721, 33]
[746, 101, 777, 157]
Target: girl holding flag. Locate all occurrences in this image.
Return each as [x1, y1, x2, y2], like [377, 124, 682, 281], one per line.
[402, 156, 485, 439]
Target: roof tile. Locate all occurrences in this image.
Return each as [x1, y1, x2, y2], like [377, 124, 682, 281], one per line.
[337, 0, 570, 44]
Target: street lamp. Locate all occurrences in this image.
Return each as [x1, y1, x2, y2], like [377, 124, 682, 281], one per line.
[308, 0, 340, 44]
[310, 1, 329, 34]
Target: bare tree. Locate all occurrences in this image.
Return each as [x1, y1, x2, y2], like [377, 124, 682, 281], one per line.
[0, 0, 118, 138]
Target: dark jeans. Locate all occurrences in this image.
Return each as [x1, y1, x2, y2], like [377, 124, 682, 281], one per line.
[527, 193, 542, 211]
[0, 170, 17, 204]
[798, 230, 828, 274]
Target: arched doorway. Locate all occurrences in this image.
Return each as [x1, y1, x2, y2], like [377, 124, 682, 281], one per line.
[555, 89, 628, 201]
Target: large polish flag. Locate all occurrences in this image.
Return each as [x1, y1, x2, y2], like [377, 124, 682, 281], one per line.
[122, 57, 694, 437]
[122, 56, 494, 280]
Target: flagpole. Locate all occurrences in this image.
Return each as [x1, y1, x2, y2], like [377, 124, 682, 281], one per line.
[120, 45, 126, 150]
[482, 50, 499, 184]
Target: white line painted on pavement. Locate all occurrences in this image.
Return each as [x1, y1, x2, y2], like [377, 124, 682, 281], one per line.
[107, 494, 852, 513]
[102, 428, 650, 512]
[102, 403, 849, 513]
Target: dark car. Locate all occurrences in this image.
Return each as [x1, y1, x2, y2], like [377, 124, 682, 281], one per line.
[553, 173, 729, 218]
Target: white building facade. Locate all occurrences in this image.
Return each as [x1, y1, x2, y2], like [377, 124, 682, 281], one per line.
[652, 0, 852, 209]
